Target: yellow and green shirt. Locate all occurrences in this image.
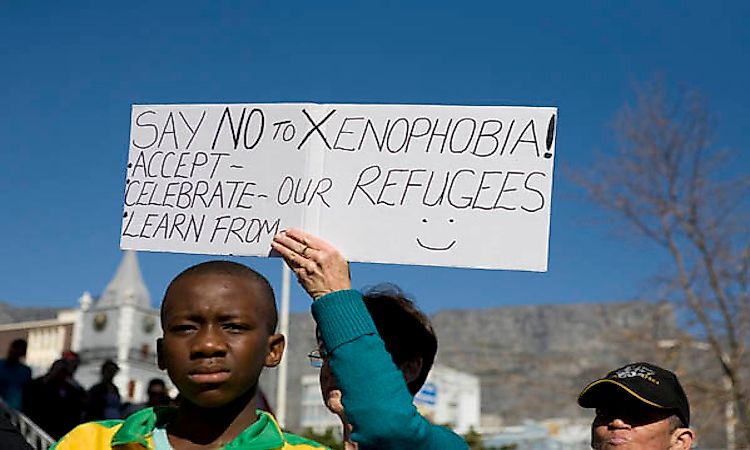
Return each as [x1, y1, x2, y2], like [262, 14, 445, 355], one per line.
[51, 407, 327, 450]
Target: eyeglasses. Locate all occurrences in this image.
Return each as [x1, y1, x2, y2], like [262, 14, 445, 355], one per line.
[307, 349, 327, 368]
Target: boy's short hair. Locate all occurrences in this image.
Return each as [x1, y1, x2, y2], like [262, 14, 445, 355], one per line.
[162, 260, 278, 333]
[362, 284, 437, 395]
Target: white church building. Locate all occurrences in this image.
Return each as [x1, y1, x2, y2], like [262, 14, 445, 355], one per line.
[0, 251, 167, 402]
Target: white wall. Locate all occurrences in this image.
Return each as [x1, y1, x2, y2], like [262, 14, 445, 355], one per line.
[414, 364, 481, 434]
[299, 364, 481, 435]
[299, 374, 341, 434]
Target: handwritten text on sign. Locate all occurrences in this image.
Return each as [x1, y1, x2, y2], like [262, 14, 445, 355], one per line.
[120, 103, 557, 271]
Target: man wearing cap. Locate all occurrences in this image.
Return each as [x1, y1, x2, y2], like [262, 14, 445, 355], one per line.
[578, 362, 695, 449]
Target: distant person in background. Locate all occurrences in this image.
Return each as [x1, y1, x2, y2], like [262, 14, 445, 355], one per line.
[86, 360, 122, 421]
[143, 378, 172, 408]
[60, 351, 84, 388]
[120, 377, 172, 417]
[273, 229, 468, 450]
[60, 350, 87, 411]
[578, 362, 695, 450]
[0, 339, 32, 410]
[22, 359, 85, 440]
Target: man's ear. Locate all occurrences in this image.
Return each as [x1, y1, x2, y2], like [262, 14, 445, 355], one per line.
[264, 334, 286, 368]
[670, 427, 695, 450]
[156, 338, 166, 370]
[398, 357, 424, 385]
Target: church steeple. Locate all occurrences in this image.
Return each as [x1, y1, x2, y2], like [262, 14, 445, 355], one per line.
[96, 250, 151, 309]
[75, 250, 162, 403]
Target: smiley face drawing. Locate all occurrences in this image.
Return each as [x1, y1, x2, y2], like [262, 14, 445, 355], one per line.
[416, 217, 457, 252]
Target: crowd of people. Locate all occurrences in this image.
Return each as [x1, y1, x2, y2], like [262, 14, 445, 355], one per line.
[1, 230, 698, 449]
[0, 341, 173, 444]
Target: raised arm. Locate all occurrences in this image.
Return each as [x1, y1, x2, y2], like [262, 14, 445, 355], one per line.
[271, 228, 351, 299]
[272, 230, 467, 450]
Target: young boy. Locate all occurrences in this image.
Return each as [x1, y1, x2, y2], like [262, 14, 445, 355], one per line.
[52, 261, 327, 450]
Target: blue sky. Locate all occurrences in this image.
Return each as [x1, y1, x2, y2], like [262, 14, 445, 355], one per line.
[1, 1, 748, 313]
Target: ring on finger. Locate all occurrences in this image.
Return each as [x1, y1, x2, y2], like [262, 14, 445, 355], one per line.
[301, 245, 310, 256]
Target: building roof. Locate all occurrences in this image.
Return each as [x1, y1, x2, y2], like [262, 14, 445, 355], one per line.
[96, 250, 151, 309]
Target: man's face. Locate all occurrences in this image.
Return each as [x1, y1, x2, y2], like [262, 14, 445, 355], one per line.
[158, 273, 284, 408]
[147, 383, 169, 405]
[591, 399, 685, 450]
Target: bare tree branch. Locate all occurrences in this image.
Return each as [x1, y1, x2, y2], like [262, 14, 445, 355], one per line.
[573, 79, 750, 448]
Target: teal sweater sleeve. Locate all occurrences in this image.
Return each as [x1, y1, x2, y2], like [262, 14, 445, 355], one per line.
[312, 290, 468, 450]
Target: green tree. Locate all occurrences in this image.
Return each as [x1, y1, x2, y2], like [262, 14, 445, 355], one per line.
[462, 426, 513, 450]
[299, 427, 343, 450]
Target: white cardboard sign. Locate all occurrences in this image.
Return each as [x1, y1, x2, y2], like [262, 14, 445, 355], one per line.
[120, 103, 557, 271]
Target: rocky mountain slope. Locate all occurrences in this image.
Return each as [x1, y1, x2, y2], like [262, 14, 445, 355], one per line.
[260, 300, 676, 431]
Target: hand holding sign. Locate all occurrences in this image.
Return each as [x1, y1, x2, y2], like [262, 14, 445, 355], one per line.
[272, 228, 351, 300]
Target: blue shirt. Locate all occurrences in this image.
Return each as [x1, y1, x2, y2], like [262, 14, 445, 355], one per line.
[0, 359, 32, 410]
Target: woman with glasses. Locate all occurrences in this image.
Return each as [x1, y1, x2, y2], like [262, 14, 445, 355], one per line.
[272, 229, 468, 450]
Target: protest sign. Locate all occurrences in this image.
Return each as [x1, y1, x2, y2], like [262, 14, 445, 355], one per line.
[121, 103, 557, 271]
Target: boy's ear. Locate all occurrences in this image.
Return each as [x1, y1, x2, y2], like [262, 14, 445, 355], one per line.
[264, 334, 285, 368]
[156, 338, 166, 370]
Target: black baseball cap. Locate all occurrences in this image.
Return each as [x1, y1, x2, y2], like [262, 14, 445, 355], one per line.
[578, 362, 690, 426]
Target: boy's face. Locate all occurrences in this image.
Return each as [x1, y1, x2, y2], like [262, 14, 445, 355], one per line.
[158, 273, 284, 408]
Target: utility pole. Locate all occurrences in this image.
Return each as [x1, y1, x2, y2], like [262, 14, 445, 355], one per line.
[275, 263, 291, 427]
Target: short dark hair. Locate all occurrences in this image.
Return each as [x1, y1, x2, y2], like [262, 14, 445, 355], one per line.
[363, 284, 437, 395]
[7, 339, 27, 359]
[148, 378, 166, 389]
[101, 359, 118, 371]
[667, 414, 685, 432]
[162, 260, 277, 333]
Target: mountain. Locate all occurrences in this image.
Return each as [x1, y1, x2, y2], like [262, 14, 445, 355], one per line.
[0, 301, 60, 325]
[260, 299, 676, 431]
[431, 301, 676, 421]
